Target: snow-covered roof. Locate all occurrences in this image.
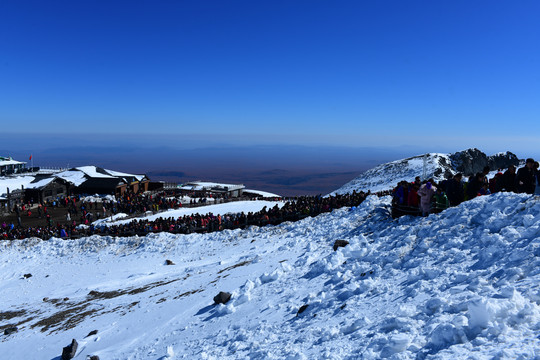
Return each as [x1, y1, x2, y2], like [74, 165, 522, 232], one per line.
[0, 175, 36, 196]
[53, 166, 146, 187]
[26, 177, 57, 189]
[54, 169, 89, 186]
[105, 169, 146, 182]
[0, 166, 147, 196]
[75, 166, 117, 179]
[0, 156, 26, 166]
[244, 189, 282, 198]
[180, 181, 245, 192]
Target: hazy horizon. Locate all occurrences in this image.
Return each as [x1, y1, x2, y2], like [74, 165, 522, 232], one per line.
[2, 135, 536, 196]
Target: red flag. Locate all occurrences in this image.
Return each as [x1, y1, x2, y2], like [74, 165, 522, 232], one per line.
[29, 154, 32, 160]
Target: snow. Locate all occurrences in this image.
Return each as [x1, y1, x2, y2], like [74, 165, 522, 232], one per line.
[105, 170, 146, 181]
[0, 175, 36, 195]
[55, 169, 89, 186]
[244, 189, 282, 198]
[26, 177, 56, 189]
[331, 153, 453, 195]
[1, 192, 539, 359]
[0, 158, 25, 166]
[93, 200, 284, 227]
[81, 194, 117, 203]
[75, 166, 116, 179]
[53, 166, 145, 187]
[179, 181, 244, 192]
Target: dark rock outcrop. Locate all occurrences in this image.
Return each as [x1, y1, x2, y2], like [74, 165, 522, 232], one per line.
[4, 327, 18, 335]
[23, 273, 32, 279]
[86, 330, 98, 337]
[333, 240, 349, 251]
[213, 291, 232, 305]
[61, 339, 78, 360]
[297, 304, 309, 316]
[488, 151, 520, 171]
[450, 149, 520, 177]
[165, 259, 175, 265]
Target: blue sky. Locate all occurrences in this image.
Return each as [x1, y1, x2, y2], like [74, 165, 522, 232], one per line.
[1, 1, 539, 156]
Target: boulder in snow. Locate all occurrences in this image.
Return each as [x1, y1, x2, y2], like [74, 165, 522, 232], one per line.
[61, 339, 78, 360]
[4, 326, 18, 336]
[86, 330, 98, 337]
[213, 291, 232, 305]
[333, 240, 349, 251]
[297, 304, 309, 316]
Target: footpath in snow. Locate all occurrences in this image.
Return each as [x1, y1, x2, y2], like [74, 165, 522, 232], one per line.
[0, 193, 539, 359]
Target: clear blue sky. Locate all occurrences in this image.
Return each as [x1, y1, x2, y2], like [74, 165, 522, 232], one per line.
[1, 1, 539, 155]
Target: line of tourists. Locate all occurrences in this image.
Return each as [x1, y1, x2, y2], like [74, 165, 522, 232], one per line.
[1, 191, 369, 240]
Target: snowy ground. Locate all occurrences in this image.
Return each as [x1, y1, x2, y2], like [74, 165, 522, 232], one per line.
[93, 200, 284, 227]
[1, 192, 539, 359]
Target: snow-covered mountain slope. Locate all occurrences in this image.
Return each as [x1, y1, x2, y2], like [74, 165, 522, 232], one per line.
[331, 153, 453, 195]
[1, 192, 539, 359]
[331, 149, 520, 195]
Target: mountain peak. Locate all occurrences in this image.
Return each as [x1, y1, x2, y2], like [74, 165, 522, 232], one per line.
[331, 149, 521, 195]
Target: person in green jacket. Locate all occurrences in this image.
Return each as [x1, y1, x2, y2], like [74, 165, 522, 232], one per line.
[433, 187, 449, 213]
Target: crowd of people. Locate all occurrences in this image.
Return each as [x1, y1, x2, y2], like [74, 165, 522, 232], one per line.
[2, 159, 539, 240]
[1, 190, 369, 240]
[391, 158, 540, 218]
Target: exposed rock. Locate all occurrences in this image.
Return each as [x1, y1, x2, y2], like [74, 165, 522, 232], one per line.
[61, 339, 78, 360]
[488, 151, 520, 171]
[297, 304, 309, 316]
[450, 149, 520, 177]
[88, 356, 100, 360]
[450, 148, 488, 176]
[23, 273, 32, 279]
[165, 259, 175, 265]
[86, 329, 98, 337]
[333, 240, 349, 251]
[4, 326, 18, 335]
[213, 291, 232, 305]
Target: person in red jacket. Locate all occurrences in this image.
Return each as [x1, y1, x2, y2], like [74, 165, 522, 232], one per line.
[407, 184, 420, 215]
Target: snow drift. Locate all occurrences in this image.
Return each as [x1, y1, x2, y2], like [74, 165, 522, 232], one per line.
[1, 192, 539, 359]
